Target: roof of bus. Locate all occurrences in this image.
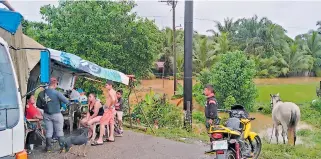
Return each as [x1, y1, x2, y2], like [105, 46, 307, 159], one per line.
[0, 8, 22, 35]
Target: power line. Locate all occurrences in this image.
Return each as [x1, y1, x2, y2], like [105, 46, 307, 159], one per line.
[139, 15, 317, 30]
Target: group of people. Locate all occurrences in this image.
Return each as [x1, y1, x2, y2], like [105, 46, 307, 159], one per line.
[79, 80, 124, 146]
[25, 77, 124, 152]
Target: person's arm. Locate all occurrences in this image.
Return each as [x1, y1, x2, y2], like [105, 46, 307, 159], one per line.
[57, 91, 70, 104]
[109, 91, 117, 107]
[117, 98, 123, 108]
[208, 100, 218, 119]
[35, 114, 43, 120]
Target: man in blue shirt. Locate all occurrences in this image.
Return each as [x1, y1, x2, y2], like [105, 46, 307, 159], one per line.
[37, 77, 69, 152]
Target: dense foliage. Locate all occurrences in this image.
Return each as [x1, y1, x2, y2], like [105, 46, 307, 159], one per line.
[23, 1, 321, 81]
[161, 16, 321, 78]
[131, 91, 182, 128]
[200, 51, 257, 110]
[23, 1, 163, 78]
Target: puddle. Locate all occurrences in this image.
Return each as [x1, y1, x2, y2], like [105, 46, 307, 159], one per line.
[258, 122, 313, 145]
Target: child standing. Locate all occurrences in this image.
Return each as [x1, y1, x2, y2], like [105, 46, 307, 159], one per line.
[115, 90, 124, 135]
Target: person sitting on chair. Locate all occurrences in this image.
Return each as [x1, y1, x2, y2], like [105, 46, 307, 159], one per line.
[26, 94, 45, 135]
[26, 94, 43, 120]
[80, 93, 104, 141]
[92, 80, 117, 146]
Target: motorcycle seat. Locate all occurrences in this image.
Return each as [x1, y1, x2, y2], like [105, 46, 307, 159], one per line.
[225, 117, 242, 132]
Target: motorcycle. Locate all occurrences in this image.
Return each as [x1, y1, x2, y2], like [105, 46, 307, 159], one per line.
[205, 104, 262, 159]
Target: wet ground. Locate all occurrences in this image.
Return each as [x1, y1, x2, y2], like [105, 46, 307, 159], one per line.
[258, 122, 313, 145]
[28, 130, 213, 159]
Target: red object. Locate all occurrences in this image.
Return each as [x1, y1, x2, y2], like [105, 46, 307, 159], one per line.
[25, 104, 40, 119]
[216, 150, 224, 154]
[212, 133, 223, 139]
[235, 141, 240, 159]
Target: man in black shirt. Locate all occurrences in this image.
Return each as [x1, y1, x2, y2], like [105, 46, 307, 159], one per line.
[115, 90, 124, 134]
[203, 84, 219, 129]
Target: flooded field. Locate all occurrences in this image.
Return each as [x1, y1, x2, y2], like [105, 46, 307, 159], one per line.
[126, 77, 317, 145]
[128, 77, 321, 107]
[254, 77, 321, 85]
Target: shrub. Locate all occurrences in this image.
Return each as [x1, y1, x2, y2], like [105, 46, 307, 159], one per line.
[192, 111, 205, 124]
[311, 98, 321, 111]
[132, 91, 182, 128]
[223, 95, 236, 108]
[198, 51, 258, 111]
[197, 68, 212, 86]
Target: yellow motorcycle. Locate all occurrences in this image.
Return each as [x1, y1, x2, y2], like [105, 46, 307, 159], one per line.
[206, 105, 262, 159]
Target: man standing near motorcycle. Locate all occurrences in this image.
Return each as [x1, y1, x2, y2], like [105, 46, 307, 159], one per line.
[203, 84, 219, 129]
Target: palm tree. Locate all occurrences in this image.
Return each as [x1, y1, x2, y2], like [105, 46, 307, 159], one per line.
[283, 42, 313, 76]
[207, 17, 236, 40]
[317, 21, 321, 33]
[214, 32, 230, 54]
[193, 35, 216, 72]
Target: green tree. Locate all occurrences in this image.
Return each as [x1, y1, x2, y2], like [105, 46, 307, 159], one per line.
[204, 51, 257, 110]
[283, 42, 313, 76]
[193, 35, 216, 72]
[158, 27, 184, 76]
[296, 31, 321, 76]
[24, 1, 163, 78]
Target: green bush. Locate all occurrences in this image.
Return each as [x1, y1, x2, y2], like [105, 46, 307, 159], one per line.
[192, 111, 205, 124]
[311, 98, 321, 111]
[197, 68, 212, 85]
[315, 67, 321, 77]
[132, 91, 182, 128]
[198, 51, 258, 110]
[223, 95, 236, 108]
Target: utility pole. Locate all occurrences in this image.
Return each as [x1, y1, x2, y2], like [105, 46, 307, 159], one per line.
[183, 0, 193, 130]
[160, 0, 178, 95]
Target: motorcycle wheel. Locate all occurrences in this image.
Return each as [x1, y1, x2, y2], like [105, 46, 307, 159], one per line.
[225, 150, 236, 159]
[250, 136, 262, 159]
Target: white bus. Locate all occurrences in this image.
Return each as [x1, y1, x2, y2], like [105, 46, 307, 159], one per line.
[0, 37, 27, 159]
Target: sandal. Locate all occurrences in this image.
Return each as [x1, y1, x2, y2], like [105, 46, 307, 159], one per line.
[91, 141, 103, 146]
[104, 139, 115, 142]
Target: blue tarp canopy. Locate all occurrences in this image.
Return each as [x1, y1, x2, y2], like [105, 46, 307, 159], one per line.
[49, 49, 129, 85]
[0, 8, 22, 34]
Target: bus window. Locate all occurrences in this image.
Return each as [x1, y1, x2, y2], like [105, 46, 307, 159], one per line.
[0, 44, 19, 131]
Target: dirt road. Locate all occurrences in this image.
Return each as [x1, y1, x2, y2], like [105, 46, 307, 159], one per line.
[29, 130, 212, 159]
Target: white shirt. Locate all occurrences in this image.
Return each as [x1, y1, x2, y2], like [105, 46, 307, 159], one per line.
[79, 95, 87, 103]
[70, 89, 81, 101]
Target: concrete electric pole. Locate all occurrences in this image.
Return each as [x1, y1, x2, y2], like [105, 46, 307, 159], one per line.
[183, 0, 193, 130]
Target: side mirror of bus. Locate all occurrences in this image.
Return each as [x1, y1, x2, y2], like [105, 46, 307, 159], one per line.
[40, 50, 50, 84]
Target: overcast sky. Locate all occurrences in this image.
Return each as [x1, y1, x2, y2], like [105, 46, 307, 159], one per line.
[2, 0, 320, 39]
